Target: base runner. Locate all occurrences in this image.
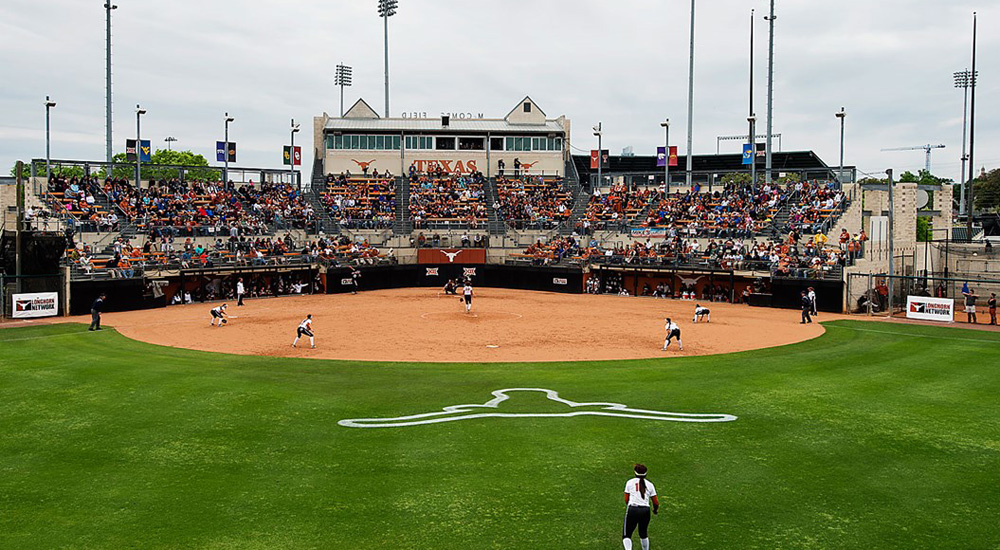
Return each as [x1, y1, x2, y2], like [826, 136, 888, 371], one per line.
[292, 314, 315, 348]
[210, 303, 229, 327]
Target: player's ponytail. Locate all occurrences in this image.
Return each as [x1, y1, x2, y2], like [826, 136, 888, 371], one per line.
[634, 463, 648, 498]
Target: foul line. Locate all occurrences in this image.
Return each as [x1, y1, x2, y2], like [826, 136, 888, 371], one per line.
[826, 324, 1000, 344]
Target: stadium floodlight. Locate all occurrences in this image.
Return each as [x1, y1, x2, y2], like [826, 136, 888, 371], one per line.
[335, 63, 353, 117]
[164, 136, 177, 151]
[135, 104, 146, 185]
[44, 96, 56, 183]
[377, 0, 398, 118]
[954, 69, 977, 214]
[834, 107, 846, 188]
[593, 122, 603, 189]
[105, 3, 118, 171]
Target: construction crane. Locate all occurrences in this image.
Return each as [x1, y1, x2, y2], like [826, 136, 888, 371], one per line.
[880, 144, 946, 174]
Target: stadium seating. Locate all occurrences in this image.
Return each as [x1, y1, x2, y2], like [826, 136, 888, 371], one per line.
[320, 174, 396, 229]
[408, 172, 487, 229]
[494, 175, 573, 230]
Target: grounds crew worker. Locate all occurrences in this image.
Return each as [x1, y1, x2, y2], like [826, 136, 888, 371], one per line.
[89, 293, 106, 331]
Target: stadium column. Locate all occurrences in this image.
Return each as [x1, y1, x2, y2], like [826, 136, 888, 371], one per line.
[765, 0, 776, 184]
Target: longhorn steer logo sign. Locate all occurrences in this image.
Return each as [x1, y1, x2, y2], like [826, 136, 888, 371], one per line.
[442, 250, 461, 263]
[338, 388, 737, 428]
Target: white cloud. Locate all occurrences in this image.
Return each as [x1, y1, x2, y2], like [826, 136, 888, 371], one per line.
[1, 0, 997, 181]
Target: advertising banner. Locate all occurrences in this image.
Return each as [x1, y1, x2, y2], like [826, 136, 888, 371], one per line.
[126, 139, 137, 162]
[12, 292, 58, 319]
[906, 296, 954, 323]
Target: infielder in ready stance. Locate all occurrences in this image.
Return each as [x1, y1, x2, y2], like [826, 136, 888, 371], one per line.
[662, 317, 682, 351]
[692, 304, 710, 323]
[210, 303, 229, 326]
[292, 314, 315, 348]
[622, 463, 659, 550]
[462, 281, 474, 314]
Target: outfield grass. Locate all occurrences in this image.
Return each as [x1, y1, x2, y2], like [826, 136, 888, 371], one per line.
[1, 321, 998, 549]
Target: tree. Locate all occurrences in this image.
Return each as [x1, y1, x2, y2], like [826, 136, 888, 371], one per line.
[973, 168, 1000, 212]
[899, 170, 919, 183]
[916, 216, 931, 242]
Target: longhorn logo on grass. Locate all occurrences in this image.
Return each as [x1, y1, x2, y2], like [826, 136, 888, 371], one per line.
[338, 388, 737, 428]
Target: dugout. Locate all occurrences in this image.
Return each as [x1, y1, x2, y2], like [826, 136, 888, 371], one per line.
[589, 265, 744, 301]
[70, 278, 164, 315]
[769, 277, 843, 313]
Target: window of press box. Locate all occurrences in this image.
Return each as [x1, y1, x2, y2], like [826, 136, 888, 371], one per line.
[490, 137, 504, 151]
[435, 137, 456, 150]
[459, 137, 484, 150]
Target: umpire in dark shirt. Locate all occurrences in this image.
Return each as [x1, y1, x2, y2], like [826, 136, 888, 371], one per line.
[800, 290, 812, 324]
[89, 294, 106, 331]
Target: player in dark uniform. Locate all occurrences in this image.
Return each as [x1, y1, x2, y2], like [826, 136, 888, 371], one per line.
[89, 294, 106, 331]
[693, 304, 710, 323]
[350, 267, 361, 295]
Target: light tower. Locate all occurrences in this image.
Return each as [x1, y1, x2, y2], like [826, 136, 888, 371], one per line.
[335, 64, 353, 117]
[377, 0, 398, 118]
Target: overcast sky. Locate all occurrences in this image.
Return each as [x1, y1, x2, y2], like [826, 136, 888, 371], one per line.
[1, 0, 996, 181]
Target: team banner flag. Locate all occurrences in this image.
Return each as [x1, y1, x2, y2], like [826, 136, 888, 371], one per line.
[217, 141, 237, 163]
[126, 139, 137, 162]
[590, 149, 609, 170]
[283, 146, 302, 166]
[742, 143, 754, 165]
[669, 145, 678, 166]
[139, 140, 151, 163]
[655, 147, 678, 167]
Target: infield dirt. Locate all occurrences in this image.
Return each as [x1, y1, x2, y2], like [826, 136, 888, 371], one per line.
[96, 288, 834, 362]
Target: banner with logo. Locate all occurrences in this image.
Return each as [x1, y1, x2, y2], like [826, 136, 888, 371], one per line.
[12, 292, 58, 319]
[283, 146, 302, 166]
[906, 296, 954, 323]
[630, 227, 668, 238]
[139, 140, 151, 163]
[656, 146, 678, 167]
[742, 143, 754, 165]
[590, 149, 609, 170]
[126, 139, 137, 162]
[417, 249, 486, 265]
[217, 141, 236, 163]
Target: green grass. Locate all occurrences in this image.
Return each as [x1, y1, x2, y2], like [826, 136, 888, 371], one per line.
[1, 320, 999, 549]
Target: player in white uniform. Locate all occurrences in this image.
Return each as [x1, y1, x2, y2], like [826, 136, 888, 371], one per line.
[662, 318, 682, 351]
[292, 314, 315, 348]
[210, 304, 228, 326]
[693, 304, 710, 323]
[462, 283, 474, 313]
[236, 278, 245, 306]
[622, 463, 659, 550]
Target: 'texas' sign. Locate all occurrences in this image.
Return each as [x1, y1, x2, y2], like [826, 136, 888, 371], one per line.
[409, 159, 479, 174]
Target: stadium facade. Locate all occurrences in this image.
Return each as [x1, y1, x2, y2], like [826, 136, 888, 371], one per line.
[313, 96, 570, 179]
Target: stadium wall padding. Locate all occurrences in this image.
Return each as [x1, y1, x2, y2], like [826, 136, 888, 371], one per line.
[70, 279, 165, 316]
[326, 265, 583, 294]
[768, 278, 844, 313]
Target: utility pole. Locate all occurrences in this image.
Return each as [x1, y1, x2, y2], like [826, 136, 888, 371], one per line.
[954, 69, 973, 215]
[661, 119, 670, 194]
[886, 168, 894, 315]
[45, 96, 56, 184]
[135, 105, 146, 187]
[15, 161, 24, 293]
[224, 113, 234, 184]
[594, 123, 603, 189]
[966, 12, 978, 239]
[764, 0, 776, 184]
[290, 119, 301, 190]
[836, 107, 846, 187]
[748, 115, 757, 192]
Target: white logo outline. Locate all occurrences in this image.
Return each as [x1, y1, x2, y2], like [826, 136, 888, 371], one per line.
[442, 250, 461, 263]
[338, 388, 737, 428]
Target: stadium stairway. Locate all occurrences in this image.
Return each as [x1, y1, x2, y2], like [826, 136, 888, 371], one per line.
[484, 178, 506, 236]
[393, 177, 412, 235]
[559, 178, 590, 236]
[305, 189, 340, 236]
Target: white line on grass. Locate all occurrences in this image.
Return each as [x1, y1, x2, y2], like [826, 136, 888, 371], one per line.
[827, 324, 999, 344]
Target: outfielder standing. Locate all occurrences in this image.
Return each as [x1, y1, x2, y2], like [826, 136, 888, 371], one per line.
[622, 463, 659, 550]
[292, 314, 315, 348]
[662, 318, 682, 351]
